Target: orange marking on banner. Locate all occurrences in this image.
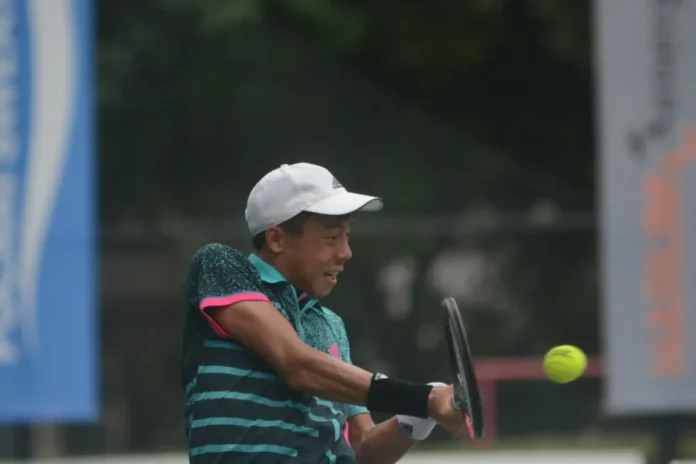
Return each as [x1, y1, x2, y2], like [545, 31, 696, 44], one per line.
[642, 126, 695, 378]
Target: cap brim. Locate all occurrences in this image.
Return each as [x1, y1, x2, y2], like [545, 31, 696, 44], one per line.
[304, 191, 383, 216]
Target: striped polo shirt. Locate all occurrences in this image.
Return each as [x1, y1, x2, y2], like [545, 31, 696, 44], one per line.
[182, 243, 369, 463]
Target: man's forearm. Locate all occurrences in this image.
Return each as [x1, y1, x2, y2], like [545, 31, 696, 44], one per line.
[354, 417, 417, 464]
[286, 347, 373, 405]
[286, 346, 436, 420]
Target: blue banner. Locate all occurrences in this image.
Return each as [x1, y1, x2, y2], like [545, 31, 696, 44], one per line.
[0, 0, 97, 422]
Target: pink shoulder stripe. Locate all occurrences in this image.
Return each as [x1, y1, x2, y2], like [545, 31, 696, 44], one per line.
[200, 292, 269, 310]
[199, 292, 270, 339]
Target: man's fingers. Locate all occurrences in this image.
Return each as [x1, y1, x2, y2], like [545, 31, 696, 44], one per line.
[445, 411, 472, 440]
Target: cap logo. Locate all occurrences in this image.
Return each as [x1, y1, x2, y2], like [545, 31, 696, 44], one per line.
[331, 177, 343, 189]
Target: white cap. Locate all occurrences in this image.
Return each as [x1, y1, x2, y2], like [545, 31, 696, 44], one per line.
[245, 163, 383, 235]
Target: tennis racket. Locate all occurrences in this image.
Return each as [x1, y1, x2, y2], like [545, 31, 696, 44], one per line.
[442, 296, 484, 440]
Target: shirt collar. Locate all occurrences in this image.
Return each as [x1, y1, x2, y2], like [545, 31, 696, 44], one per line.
[248, 253, 287, 284]
[248, 253, 324, 313]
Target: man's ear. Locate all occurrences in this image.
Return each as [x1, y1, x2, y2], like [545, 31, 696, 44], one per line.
[265, 226, 284, 253]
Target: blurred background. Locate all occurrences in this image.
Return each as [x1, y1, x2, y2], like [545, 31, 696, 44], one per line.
[0, 0, 694, 463]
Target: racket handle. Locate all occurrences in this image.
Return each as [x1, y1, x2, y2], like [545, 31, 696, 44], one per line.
[451, 395, 461, 411]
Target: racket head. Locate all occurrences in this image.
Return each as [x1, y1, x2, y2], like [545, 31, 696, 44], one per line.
[442, 297, 485, 440]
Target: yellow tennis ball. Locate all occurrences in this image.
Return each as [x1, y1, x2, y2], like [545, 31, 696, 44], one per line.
[543, 345, 587, 384]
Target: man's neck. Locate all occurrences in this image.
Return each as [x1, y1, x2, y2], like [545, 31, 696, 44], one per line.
[256, 251, 311, 297]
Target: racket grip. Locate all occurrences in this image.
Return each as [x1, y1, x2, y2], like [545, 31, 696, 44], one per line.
[451, 395, 461, 411]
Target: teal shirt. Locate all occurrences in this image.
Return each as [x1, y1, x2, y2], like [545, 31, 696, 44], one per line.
[246, 253, 369, 420]
[182, 243, 368, 464]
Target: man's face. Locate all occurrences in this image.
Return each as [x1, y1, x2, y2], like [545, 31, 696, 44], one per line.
[277, 215, 353, 298]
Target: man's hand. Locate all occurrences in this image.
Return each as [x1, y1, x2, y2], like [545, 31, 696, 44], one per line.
[426, 384, 469, 438]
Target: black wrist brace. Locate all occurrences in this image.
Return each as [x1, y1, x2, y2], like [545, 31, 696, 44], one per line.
[366, 373, 432, 418]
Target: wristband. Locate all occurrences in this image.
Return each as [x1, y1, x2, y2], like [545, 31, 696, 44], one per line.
[397, 382, 446, 440]
[366, 373, 432, 419]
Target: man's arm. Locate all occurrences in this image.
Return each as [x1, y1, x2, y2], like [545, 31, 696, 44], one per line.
[348, 414, 419, 464]
[330, 314, 436, 463]
[211, 299, 467, 437]
[196, 245, 371, 404]
[212, 300, 373, 405]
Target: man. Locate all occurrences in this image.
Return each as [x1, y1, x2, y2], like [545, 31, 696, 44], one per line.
[182, 163, 467, 463]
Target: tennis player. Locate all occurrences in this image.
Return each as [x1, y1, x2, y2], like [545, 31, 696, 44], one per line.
[182, 163, 468, 463]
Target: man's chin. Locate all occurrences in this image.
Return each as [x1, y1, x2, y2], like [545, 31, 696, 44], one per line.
[312, 275, 338, 298]
[311, 285, 334, 299]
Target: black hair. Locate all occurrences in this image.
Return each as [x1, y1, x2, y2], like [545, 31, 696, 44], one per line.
[251, 211, 352, 251]
[251, 211, 314, 251]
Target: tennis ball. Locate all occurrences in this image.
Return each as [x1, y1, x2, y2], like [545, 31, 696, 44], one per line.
[543, 345, 587, 384]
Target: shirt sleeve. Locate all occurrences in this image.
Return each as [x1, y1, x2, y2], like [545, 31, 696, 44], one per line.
[194, 243, 270, 338]
[334, 318, 370, 419]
